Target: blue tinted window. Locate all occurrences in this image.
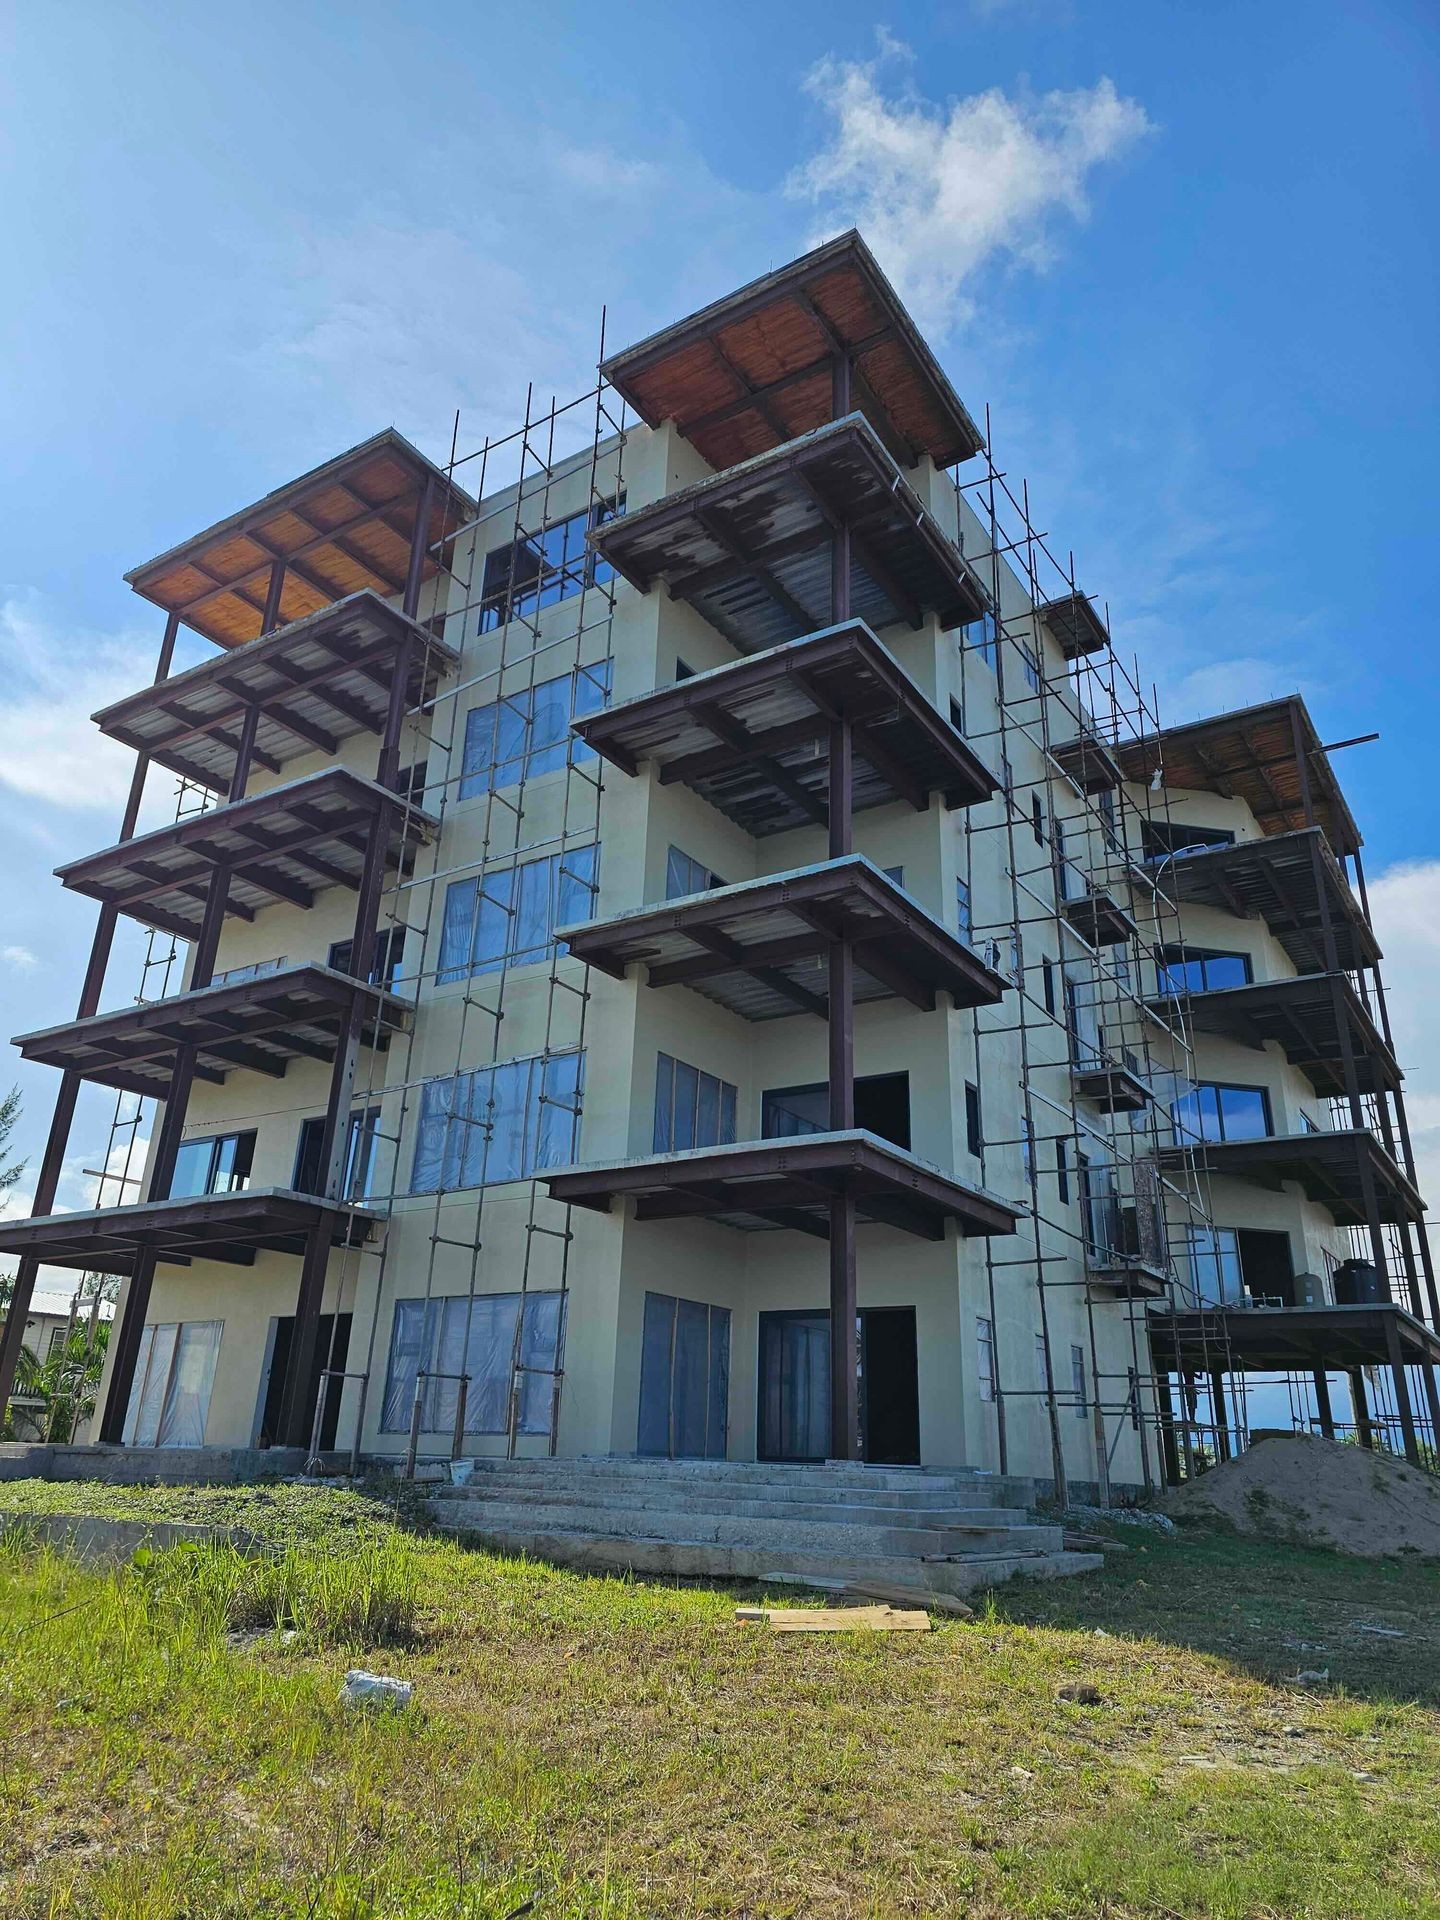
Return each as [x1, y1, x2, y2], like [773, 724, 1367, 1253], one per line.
[437, 844, 599, 984]
[654, 1052, 737, 1153]
[1157, 946, 1252, 994]
[459, 660, 612, 798]
[1171, 1080, 1272, 1144]
[479, 496, 624, 632]
[410, 1052, 583, 1193]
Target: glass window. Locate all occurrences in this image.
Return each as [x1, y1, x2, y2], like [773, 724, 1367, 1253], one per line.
[965, 1082, 982, 1158]
[328, 927, 407, 988]
[1021, 1113, 1036, 1188]
[1156, 946, 1253, 995]
[293, 1108, 381, 1201]
[653, 1053, 737, 1153]
[458, 660, 612, 798]
[123, 1320, 223, 1447]
[1031, 795, 1045, 845]
[1186, 1227, 1245, 1305]
[1056, 1137, 1070, 1204]
[438, 844, 599, 985]
[966, 610, 999, 675]
[665, 845, 723, 900]
[956, 877, 972, 942]
[168, 1131, 255, 1200]
[1035, 1333, 1048, 1386]
[1141, 820, 1236, 864]
[977, 1318, 996, 1403]
[1018, 639, 1041, 692]
[1071, 1344, 1088, 1420]
[478, 496, 624, 632]
[380, 1291, 564, 1435]
[410, 1052, 584, 1193]
[1171, 1081, 1272, 1144]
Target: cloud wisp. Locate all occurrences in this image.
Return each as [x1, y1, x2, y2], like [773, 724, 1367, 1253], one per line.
[789, 36, 1151, 335]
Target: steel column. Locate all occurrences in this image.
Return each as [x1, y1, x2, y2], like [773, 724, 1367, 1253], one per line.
[1209, 1367, 1232, 1461]
[261, 560, 287, 636]
[1349, 1366, 1375, 1450]
[1312, 1367, 1336, 1439]
[1382, 1313, 1421, 1465]
[0, 613, 181, 1422]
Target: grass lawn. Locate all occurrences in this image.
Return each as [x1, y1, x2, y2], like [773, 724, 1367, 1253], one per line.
[1, 1477, 1438, 1917]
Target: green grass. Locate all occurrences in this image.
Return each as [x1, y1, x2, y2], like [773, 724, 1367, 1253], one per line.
[1, 1480, 1438, 1917]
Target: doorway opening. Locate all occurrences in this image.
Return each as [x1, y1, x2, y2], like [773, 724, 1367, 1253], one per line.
[258, 1313, 351, 1450]
[757, 1306, 919, 1463]
[761, 1071, 911, 1149]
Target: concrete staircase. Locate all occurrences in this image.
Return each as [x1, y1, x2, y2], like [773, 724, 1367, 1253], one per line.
[427, 1456, 1102, 1596]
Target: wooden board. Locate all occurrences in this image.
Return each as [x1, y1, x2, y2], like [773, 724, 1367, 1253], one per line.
[735, 1603, 931, 1633]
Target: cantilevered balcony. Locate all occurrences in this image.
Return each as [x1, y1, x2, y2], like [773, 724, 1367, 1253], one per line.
[574, 619, 996, 837]
[1156, 828, 1378, 974]
[1038, 592, 1109, 659]
[560, 857, 1008, 1021]
[94, 592, 458, 794]
[1157, 1126, 1423, 1225]
[590, 415, 987, 656]
[56, 767, 438, 941]
[601, 227, 984, 474]
[124, 429, 474, 650]
[546, 1132, 1019, 1242]
[13, 963, 407, 1100]
[0, 1188, 380, 1275]
[1151, 971, 1400, 1098]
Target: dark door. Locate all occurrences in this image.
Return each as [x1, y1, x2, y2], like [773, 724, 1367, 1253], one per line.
[259, 1313, 351, 1448]
[1238, 1230, 1295, 1305]
[637, 1292, 730, 1458]
[860, 1308, 920, 1464]
[758, 1308, 920, 1464]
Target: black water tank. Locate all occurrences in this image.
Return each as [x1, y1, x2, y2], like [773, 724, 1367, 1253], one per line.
[1334, 1258, 1385, 1304]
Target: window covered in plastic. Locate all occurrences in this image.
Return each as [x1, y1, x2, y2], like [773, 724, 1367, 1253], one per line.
[438, 844, 599, 984]
[379, 1291, 564, 1435]
[653, 1053, 737, 1153]
[478, 495, 624, 632]
[458, 659, 612, 797]
[410, 1051, 584, 1192]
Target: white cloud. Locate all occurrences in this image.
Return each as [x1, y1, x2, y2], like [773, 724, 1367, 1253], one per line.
[1364, 860, 1440, 1209]
[1, 947, 38, 973]
[0, 590, 156, 813]
[789, 37, 1151, 334]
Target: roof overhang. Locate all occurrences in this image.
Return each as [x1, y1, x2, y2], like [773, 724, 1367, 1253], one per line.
[602, 230, 984, 472]
[1151, 971, 1399, 1098]
[0, 1188, 381, 1276]
[545, 1131, 1020, 1240]
[1158, 1127, 1423, 1226]
[574, 618, 996, 836]
[57, 766, 438, 941]
[559, 856, 1009, 1021]
[125, 430, 475, 650]
[1159, 829, 1379, 974]
[95, 592, 457, 793]
[1051, 728, 1124, 795]
[591, 414, 987, 655]
[1115, 694, 1362, 859]
[13, 963, 408, 1100]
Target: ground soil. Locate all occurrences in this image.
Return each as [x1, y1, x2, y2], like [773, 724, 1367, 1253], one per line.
[1163, 1432, 1440, 1556]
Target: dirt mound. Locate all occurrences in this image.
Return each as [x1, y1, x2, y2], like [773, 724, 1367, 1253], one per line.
[1163, 1433, 1440, 1557]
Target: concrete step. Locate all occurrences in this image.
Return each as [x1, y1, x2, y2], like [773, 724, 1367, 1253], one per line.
[433, 1519, 1104, 1598]
[430, 1482, 1033, 1529]
[428, 1495, 1064, 1559]
[446, 1456, 1035, 1504]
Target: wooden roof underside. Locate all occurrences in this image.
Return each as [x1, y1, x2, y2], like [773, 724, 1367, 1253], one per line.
[602, 230, 984, 472]
[1116, 696, 1362, 857]
[126, 430, 474, 650]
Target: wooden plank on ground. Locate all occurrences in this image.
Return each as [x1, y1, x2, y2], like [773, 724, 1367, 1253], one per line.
[735, 1603, 931, 1633]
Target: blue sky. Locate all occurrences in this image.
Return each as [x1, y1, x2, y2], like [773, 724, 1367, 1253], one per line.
[1, 0, 1437, 1264]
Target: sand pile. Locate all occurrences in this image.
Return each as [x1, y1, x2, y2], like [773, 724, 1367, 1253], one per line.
[1163, 1433, 1440, 1557]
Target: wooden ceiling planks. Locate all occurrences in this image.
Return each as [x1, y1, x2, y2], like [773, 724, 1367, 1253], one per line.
[603, 231, 984, 473]
[126, 431, 474, 650]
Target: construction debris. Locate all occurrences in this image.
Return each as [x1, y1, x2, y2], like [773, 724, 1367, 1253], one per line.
[340, 1669, 414, 1710]
[758, 1572, 973, 1616]
[735, 1603, 932, 1633]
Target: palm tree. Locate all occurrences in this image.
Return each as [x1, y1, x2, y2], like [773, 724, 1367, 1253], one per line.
[9, 1324, 110, 1442]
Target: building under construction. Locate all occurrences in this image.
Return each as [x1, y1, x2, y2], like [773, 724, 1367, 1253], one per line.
[1, 231, 1434, 1512]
